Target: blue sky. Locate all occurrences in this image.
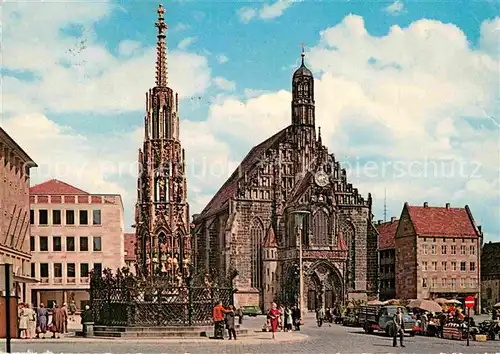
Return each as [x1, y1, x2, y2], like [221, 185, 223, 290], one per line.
[1, 0, 499, 241]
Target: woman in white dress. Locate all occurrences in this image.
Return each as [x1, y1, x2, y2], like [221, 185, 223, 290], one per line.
[18, 303, 29, 339]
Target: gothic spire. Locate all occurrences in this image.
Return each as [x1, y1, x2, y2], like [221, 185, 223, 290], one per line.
[318, 126, 322, 145]
[301, 43, 305, 66]
[155, 4, 168, 87]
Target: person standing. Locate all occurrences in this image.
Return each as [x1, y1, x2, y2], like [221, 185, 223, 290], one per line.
[392, 307, 405, 348]
[225, 305, 237, 340]
[212, 301, 229, 339]
[36, 303, 49, 339]
[26, 304, 36, 339]
[285, 307, 293, 332]
[50, 304, 65, 339]
[18, 303, 29, 339]
[61, 303, 69, 333]
[268, 303, 280, 339]
[236, 307, 243, 324]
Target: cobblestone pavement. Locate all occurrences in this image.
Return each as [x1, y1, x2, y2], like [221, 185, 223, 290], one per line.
[5, 318, 500, 353]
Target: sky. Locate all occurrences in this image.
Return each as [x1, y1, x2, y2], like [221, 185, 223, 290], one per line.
[1, 0, 499, 241]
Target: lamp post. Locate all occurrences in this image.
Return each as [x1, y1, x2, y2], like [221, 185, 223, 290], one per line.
[292, 210, 310, 321]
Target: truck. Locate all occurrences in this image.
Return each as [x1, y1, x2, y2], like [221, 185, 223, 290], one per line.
[358, 305, 417, 336]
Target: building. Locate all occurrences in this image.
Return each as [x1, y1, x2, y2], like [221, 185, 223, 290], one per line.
[396, 202, 482, 310]
[377, 217, 398, 301]
[193, 48, 378, 311]
[133, 4, 191, 279]
[0, 127, 37, 302]
[124, 232, 136, 272]
[480, 241, 500, 310]
[27, 179, 124, 309]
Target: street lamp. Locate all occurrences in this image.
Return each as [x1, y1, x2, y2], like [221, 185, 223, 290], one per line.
[292, 210, 310, 321]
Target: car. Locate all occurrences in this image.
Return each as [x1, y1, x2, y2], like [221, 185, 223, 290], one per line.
[242, 305, 262, 317]
[359, 305, 417, 336]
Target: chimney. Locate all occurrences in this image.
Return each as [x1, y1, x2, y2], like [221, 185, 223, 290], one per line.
[423, 202, 428, 208]
[377, 220, 383, 225]
[445, 203, 450, 209]
[391, 217, 396, 223]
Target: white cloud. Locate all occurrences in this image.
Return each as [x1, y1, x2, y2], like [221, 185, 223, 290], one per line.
[171, 23, 191, 32]
[178, 37, 197, 50]
[238, 0, 294, 23]
[479, 17, 500, 55]
[217, 55, 229, 64]
[384, 0, 405, 15]
[213, 77, 236, 91]
[118, 40, 143, 57]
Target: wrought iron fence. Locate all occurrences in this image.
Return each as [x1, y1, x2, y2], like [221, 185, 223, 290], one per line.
[89, 268, 236, 327]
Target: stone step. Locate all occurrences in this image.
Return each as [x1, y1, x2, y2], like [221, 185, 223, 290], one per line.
[93, 325, 241, 333]
[92, 328, 249, 338]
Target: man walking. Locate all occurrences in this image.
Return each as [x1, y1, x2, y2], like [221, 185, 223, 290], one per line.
[393, 307, 405, 347]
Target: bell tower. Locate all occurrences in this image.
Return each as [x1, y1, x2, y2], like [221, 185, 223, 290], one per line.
[135, 4, 191, 280]
[291, 45, 316, 173]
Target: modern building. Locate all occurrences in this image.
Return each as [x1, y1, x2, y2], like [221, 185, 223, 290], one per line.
[0, 127, 37, 302]
[377, 217, 398, 301]
[27, 179, 124, 309]
[193, 47, 378, 311]
[124, 232, 136, 273]
[396, 202, 482, 311]
[480, 241, 500, 310]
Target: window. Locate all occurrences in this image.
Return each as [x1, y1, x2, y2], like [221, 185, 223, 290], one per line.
[250, 218, 264, 288]
[422, 261, 428, 271]
[460, 278, 465, 288]
[30, 263, 36, 278]
[431, 245, 436, 255]
[470, 245, 475, 255]
[67, 263, 76, 278]
[52, 210, 61, 225]
[460, 262, 466, 271]
[53, 263, 62, 278]
[431, 278, 437, 288]
[452, 262, 457, 271]
[460, 245, 467, 255]
[92, 210, 101, 225]
[30, 210, 34, 224]
[80, 263, 89, 277]
[93, 236, 102, 251]
[441, 262, 447, 271]
[422, 244, 428, 255]
[66, 210, 75, 225]
[422, 278, 427, 288]
[79, 210, 88, 225]
[451, 245, 456, 255]
[80, 237, 89, 251]
[441, 278, 447, 288]
[39, 236, 48, 251]
[451, 279, 456, 290]
[432, 261, 437, 271]
[66, 236, 75, 251]
[30, 236, 35, 251]
[53, 236, 62, 251]
[93, 263, 102, 274]
[441, 245, 447, 254]
[469, 278, 475, 288]
[39, 210, 48, 225]
[40, 263, 49, 278]
[470, 262, 475, 271]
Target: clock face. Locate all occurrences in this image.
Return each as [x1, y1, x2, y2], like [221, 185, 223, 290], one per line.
[314, 171, 329, 187]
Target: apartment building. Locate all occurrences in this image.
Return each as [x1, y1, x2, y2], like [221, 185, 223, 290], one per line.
[396, 202, 482, 312]
[377, 217, 398, 301]
[27, 179, 124, 309]
[0, 127, 37, 302]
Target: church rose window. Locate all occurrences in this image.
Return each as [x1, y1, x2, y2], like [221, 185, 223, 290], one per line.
[250, 218, 264, 289]
[312, 210, 329, 246]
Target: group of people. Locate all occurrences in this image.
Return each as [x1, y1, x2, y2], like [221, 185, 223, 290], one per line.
[17, 301, 76, 339]
[212, 301, 238, 340]
[266, 303, 302, 338]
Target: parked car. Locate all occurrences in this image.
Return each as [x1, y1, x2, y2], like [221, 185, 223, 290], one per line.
[242, 305, 262, 317]
[359, 305, 417, 336]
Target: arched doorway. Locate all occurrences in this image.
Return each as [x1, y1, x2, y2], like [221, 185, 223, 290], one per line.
[306, 262, 344, 311]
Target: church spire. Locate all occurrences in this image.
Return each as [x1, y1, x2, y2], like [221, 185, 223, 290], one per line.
[301, 43, 305, 66]
[155, 4, 168, 87]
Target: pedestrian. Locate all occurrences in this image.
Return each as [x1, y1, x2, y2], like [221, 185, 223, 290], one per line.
[212, 301, 229, 339]
[69, 300, 77, 322]
[316, 307, 325, 327]
[279, 305, 284, 331]
[50, 304, 65, 339]
[392, 307, 405, 348]
[268, 302, 280, 339]
[292, 306, 301, 330]
[225, 305, 237, 340]
[18, 303, 29, 339]
[36, 303, 49, 339]
[285, 307, 293, 331]
[236, 306, 243, 324]
[25, 304, 36, 339]
[61, 303, 69, 333]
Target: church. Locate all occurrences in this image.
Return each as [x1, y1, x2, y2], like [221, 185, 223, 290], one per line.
[193, 49, 379, 311]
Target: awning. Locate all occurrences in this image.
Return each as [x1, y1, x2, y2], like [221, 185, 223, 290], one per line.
[13, 274, 39, 284]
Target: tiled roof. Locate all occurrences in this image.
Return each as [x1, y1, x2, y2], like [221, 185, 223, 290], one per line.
[377, 219, 398, 249]
[263, 225, 277, 248]
[481, 241, 500, 277]
[30, 179, 89, 195]
[124, 233, 136, 262]
[198, 127, 289, 218]
[405, 203, 478, 237]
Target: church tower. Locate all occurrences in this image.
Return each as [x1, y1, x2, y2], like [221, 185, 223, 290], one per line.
[291, 46, 316, 173]
[134, 4, 191, 280]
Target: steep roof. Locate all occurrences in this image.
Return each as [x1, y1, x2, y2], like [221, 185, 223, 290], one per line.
[0, 127, 37, 167]
[481, 241, 500, 277]
[124, 233, 136, 262]
[262, 225, 277, 248]
[405, 203, 478, 238]
[198, 127, 289, 218]
[30, 179, 89, 195]
[377, 219, 399, 249]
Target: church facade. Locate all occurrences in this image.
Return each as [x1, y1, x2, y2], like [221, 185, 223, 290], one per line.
[134, 4, 191, 280]
[193, 50, 379, 311]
